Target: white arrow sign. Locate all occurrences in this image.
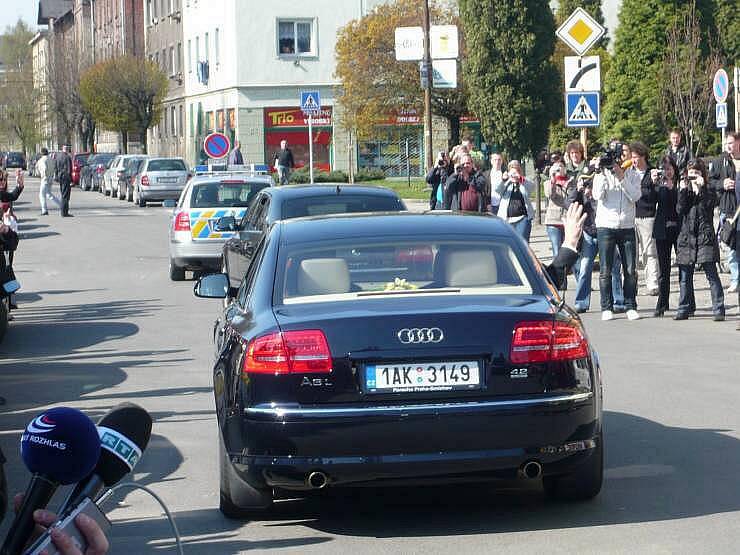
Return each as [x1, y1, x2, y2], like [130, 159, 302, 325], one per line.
[564, 56, 600, 92]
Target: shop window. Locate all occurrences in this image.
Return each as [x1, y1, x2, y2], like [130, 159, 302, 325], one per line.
[205, 111, 214, 133]
[277, 19, 314, 56]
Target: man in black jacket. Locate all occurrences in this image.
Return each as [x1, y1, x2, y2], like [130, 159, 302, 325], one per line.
[56, 145, 73, 217]
[444, 154, 485, 212]
[426, 151, 452, 210]
[665, 129, 692, 175]
[710, 131, 739, 294]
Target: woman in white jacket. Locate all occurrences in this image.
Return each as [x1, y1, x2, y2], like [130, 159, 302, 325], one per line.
[496, 160, 535, 242]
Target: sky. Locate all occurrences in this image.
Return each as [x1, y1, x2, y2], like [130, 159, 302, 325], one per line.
[2, 0, 37, 33]
[2, 0, 622, 38]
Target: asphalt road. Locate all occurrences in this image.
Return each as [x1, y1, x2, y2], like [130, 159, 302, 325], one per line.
[1, 177, 738, 554]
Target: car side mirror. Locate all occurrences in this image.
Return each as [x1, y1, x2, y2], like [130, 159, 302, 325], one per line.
[163, 199, 177, 209]
[215, 215, 237, 232]
[194, 273, 229, 298]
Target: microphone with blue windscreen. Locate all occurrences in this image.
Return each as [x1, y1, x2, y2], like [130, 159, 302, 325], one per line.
[0, 407, 101, 555]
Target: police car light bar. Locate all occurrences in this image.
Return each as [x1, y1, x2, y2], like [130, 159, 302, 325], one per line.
[192, 163, 270, 176]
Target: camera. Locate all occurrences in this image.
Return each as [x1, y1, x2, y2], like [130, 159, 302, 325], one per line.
[599, 143, 623, 170]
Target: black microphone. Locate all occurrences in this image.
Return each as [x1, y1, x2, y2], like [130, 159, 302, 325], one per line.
[1, 407, 100, 555]
[57, 403, 152, 517]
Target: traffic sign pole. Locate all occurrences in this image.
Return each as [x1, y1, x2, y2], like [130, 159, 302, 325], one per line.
[308, 114, 314, 184]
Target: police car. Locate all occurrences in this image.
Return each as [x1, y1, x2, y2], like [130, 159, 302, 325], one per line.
[167, 164, 273, 281]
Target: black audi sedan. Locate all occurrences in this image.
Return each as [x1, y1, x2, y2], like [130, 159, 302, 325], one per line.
[195, 212, 603, 517]
[217, 184, 406, 294]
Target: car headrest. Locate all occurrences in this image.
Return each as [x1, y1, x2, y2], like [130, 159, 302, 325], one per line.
[440, 248, 497, 287]
[297, 258, 351, 296]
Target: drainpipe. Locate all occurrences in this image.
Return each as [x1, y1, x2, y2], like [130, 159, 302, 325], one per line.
[120, 0, 125, 54]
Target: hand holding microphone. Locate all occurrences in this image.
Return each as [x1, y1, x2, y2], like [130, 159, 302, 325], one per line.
[1, 408, 101, 555]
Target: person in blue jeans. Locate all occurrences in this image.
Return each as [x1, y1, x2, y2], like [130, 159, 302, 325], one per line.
[592, 151, 642, 321]
[566, 176, 625, 312]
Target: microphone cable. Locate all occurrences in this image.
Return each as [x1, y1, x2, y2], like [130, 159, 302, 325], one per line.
[96, 482, 184, 555]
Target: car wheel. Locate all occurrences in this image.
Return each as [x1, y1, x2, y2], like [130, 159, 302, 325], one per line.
[218, 433, 272, 519]
[119, 185, 126, 200]
[169, 258, 185, 281]
[543, 437, 603, 501]
[127, 187, 133, 202]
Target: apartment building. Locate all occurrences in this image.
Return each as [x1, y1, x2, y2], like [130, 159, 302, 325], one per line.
[143, 0, 185, 158]
[181, 0, 388, 170]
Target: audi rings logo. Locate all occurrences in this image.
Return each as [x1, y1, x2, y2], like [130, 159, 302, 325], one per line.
[397, 327, 444, 344]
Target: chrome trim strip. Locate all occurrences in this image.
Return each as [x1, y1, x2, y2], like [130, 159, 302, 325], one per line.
[245, 392, 593, 418]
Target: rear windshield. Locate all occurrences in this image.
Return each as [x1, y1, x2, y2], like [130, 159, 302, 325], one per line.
[91, 154, 115, 165]
[277, 237, 532, 305]
[74, 154, 90, 163]
[124, 158, 145, 170]
[147, 159, 187, 172]
[190, 180, 269, 208]
[282, 194, 404, 219]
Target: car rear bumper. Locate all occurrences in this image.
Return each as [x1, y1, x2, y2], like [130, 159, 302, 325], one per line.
[141, 187, 185, 202]
[170, 240, 224, 269]
[224, 392, 601, 490]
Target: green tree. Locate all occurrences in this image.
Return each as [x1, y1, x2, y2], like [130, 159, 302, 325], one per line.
[335, 0, 468, 146]
[80, 56, 167, 153]
[459, 0, 560, 160]
[0, 20, 39, 154]
[713, 0, 739, 64]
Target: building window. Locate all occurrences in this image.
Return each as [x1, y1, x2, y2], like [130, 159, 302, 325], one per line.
[187, 40, 191, 72]
[204, 32, 209, 62]
[147, 0, 153, 24]
[195, 36, 199, 62]
[177, 42, 182, 73]
[205, 111, 214, 133]
[171, 106, 177, 136]
[277, 19, 314, 56]
[179, 105, 184, 138]
[169, 46, 174, 75]
[152, 0, 158, 19]
[164, 108, 168, 137]
[215, 28, 219, 65]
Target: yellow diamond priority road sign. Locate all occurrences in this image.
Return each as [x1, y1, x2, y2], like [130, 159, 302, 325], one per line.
[556, 8, 605, 56]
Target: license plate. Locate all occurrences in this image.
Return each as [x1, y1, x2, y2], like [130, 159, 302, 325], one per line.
[158, 177, 177, 183]
[365, 361, 480, 394]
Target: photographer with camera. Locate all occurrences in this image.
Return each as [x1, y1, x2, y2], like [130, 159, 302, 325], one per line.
[674, 159, 725, 321]
[710, 131, 739, 295]
[566, 165, 626, 314]
[650, 155, 680, 317]
[496, 160, 535, 241]
[630, 142, 660, 296]
[544, 158, 568, 258]
[443, 153, 485, 212]
[426, 151, 453, 210]
[592, 142, 642, 321]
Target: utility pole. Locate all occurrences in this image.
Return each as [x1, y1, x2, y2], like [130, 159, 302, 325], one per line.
[422, 0, 433, 170]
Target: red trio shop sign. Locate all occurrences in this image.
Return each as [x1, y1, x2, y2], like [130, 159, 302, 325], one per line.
[265, 107, 332, 128]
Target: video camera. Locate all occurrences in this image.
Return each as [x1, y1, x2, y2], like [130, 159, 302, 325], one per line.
[599, 143, 623, 170]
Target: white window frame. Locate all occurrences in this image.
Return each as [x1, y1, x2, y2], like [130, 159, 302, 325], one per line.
[169, 45, 175, 76]
[276, 18, 317, 58]
[176, 42, 182, 74]
[204, 32, 209, 62]
[214, 28, 220, 66]
[187, 39, 192, 73]
[171, 106, 177, 136]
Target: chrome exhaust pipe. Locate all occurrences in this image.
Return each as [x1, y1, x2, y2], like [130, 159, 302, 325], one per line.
[521, 460, 542, 479]
[307, 471, 328, 489]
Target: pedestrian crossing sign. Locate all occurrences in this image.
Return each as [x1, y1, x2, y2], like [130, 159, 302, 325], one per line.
[300, 91, 321, 115]
[565, 91, 600, 127]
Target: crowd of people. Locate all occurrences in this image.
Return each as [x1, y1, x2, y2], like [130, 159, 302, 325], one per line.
[426, 131, 740, 329]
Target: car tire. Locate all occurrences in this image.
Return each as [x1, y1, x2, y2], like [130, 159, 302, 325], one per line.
[169, 259, 185, 281]
[127, 188, 133, 202]
[135, 188, 146, 207]
[543, 437, 603, 501]
[119, 185, 126, 200]
[218, 433, 272, 519]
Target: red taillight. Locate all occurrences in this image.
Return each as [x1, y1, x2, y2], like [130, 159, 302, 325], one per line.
[510, 321, 588, 364]
[96, 166, 104, 174]
[141, 174, 150, 186]
[243, 330, 332, 375]
[173, 211, 190, 231]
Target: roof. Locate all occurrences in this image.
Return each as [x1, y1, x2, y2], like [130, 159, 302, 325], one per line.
[278, 212, 513, 244]
[38, 0, 73, 25]
[264, 184, 401, 200]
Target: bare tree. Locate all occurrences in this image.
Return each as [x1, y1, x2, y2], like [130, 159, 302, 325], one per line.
[45, 33, 95, 150]
[660, 1, 718, 157]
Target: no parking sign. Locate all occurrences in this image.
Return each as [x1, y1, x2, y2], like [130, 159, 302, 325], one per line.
[203, 132, 230, 159]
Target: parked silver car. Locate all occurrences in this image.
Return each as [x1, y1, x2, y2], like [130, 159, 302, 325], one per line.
[133, 157, 190, 207]
[102, 155, 142, 197]
[116, 156, 148, 200]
